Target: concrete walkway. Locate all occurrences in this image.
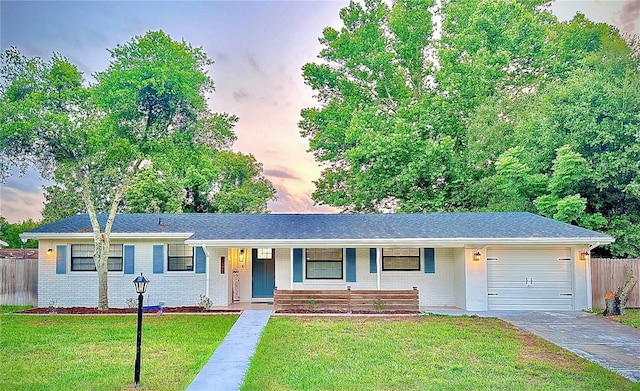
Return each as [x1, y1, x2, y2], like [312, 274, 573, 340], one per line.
[427, 310, 640, 382]
[186, 310, 272, 391]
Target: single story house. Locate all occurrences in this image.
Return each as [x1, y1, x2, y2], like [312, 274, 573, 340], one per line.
[21, 212, 613, 311]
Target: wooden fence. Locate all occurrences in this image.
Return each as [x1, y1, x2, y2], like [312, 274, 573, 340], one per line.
[274, 289, 420, 313]
[0, 258, 38, 306]
[592, 258, 640, 308]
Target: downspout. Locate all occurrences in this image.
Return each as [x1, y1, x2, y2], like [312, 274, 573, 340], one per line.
[201, 244, 210, 299]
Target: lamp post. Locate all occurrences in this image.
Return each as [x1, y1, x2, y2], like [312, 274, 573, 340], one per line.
[133, 273, 149, 388]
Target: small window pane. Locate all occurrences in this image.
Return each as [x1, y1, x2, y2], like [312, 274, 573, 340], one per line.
[257, 248, 273, 259]
[305, 248, 343, 279]
[71, 244, 123, 272]
[168, 244, 194, 271]
[382, 248, 420, 271]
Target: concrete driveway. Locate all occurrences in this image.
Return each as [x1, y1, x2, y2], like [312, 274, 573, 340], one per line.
[493, 311, 640, 382]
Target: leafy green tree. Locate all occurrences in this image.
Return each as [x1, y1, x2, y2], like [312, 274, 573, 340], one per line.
[0, 217, 39, 248]
[0, 31, 254, 309]
[302, 0, 640, 256]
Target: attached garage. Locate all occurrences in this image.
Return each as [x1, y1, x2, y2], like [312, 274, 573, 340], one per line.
[486, 248, 574, 310]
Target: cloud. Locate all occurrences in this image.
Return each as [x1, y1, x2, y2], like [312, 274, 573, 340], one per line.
[247, 55, 261, 73]
[268, 185, 336, 214]
[213, 51, 229, 63]
[0, 186, 44, 223]
[264, 167, 302, 181]
[616, 0, 640, 35]
[232, 88, 253, 102]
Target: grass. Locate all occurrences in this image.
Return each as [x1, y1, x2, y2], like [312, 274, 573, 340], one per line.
[590, 307, 640, 328]
[0, 306, 237, 390]
[242, 315, 638, 391]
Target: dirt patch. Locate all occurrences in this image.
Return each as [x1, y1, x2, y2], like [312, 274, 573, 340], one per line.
[515, 328, 576, 370]
[18, 306, 241, 315]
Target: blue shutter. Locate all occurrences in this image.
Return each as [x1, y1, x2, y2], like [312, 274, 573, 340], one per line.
[195, 246, 206, 274]
[346, 248, 356, 282]
[153, 245, 164, 274]
[124, 245, 135, 274]
[56, 245, 67, 274]
[424, 248, 435, 273]
[369, 248, 377, 273]
[293, 248, 303, 282]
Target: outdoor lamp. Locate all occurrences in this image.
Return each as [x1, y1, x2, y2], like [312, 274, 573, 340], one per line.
[47, 248, 53, 255]
[473, 250, 482, 262]
[132, 273, 149, 388]
[133, 273, 149, 294]
[580, 251, 590, 262]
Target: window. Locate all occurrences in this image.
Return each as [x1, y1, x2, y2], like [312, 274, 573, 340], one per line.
[382, 248, 420, 271]
[168, 244, 194, 271]
[71, 244, 123, 272]
[306, 248, 343, 279]
[257, 248, 273, 259]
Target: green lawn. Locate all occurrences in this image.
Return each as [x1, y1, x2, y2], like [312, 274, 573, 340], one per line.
[242, 315, 638, 391]
[589, 308, 640, 328]
[619, 308, 640, 328]
[0, 306, 237, 391]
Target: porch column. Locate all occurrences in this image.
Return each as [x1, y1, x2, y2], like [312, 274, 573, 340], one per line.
[376, 247, 382, 290]
[290, 248, 294, 289]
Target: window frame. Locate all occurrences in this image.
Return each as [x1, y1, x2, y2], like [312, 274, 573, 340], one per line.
[167, 244, 195, 272]
[70, 244, 124, 272]
[305, 248, 343, 280]
[382, 248, 421, 271]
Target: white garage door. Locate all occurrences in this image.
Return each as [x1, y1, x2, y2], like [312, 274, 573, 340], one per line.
[487, 248, 573, 310]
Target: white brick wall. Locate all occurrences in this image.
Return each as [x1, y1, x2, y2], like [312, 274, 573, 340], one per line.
[39, 240, 207, 308]
[39, 243, 455, 308]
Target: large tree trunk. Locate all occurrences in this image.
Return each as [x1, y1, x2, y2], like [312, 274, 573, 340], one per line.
[81, 163, 140, 310]
[603, 269, 636, 316]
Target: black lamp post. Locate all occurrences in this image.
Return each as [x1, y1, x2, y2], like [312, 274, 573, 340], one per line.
[133, 273, 149, 388]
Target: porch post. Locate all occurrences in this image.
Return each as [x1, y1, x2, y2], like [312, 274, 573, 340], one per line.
[290, 248, 294, 289]
[376, 247, 382, 290]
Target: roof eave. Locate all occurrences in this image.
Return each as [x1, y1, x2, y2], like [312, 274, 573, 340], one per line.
[184, 237, 614, 248]
[20, 232, 195, 240]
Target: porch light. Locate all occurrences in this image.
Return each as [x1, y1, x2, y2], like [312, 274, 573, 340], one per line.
[472, 250, 481, 262]
[47, 248, 53, 255]
[239, 248, 245, 262]
[580, 251, 590, 262]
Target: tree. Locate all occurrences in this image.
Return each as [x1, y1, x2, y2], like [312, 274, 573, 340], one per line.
[0, 31, 245, 309]
[0, 217, 39, 248]
[301, 0, 640, 256]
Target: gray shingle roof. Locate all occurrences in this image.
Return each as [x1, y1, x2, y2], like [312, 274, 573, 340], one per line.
[25, 212, 613, 242]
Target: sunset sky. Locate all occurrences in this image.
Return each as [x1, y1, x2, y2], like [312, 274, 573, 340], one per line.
[1, 0, 638, 223]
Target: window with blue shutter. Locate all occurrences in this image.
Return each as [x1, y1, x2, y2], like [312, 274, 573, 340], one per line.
[56, 245, 67, 274]
[124, 245, 135, 274]
[293, 248, 303, 282]
[424, 248, 435, 273]
[195, 246, 206, 274]
[153, 245, 164, 274]
[369, 248, 377, 273]
[346, 248, 356, 282]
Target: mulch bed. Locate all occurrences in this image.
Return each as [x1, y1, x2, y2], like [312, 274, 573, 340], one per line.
[18, 306, 241, 315]
[275, 309, 421, 314]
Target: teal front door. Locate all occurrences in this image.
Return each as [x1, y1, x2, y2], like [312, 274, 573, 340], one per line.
[252, 248, 275, 298]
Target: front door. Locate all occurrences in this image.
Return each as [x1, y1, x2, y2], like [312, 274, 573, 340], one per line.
[252, 248, 275, 298]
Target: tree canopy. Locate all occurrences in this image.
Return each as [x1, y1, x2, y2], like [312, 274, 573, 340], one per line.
[1, 31, 275, 308]
[301, 0, 640, 256]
